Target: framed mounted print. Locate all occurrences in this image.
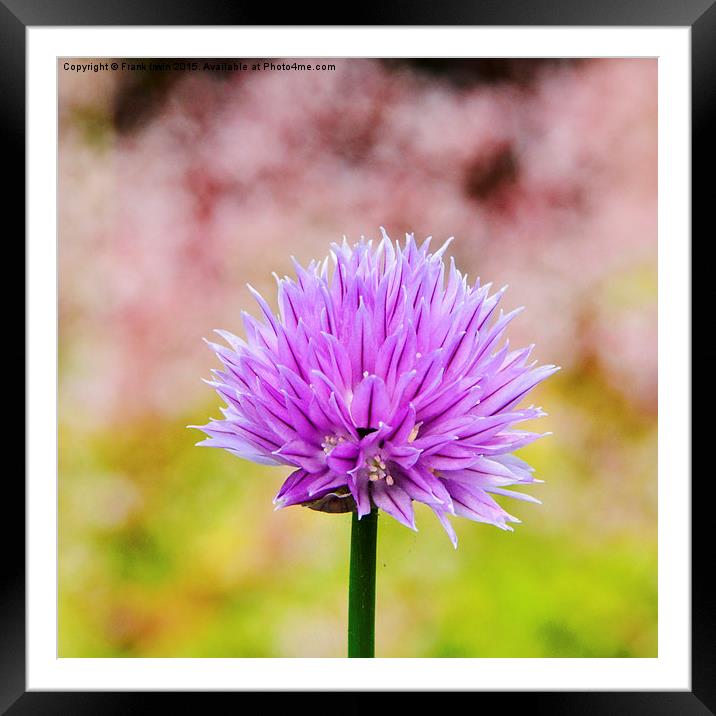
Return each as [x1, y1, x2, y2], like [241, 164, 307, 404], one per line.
[10, 0, 710, 711]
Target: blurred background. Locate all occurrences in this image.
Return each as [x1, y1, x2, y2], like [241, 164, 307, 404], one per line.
[59, 58, 657, 658]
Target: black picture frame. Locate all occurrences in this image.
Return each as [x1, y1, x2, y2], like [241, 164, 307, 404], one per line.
[8, 0, 709, 712]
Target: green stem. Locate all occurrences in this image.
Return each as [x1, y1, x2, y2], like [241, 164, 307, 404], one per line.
[348, 508, 378, 657]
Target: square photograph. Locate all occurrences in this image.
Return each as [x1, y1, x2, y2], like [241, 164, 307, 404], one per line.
[58, 57, 657, 658]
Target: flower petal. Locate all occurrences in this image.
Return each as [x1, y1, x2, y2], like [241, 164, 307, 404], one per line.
[431, 506, 458, 548]
[274, 469, 338, 508]
[371, 481, 416, 530]
[351, 374, 391, 430]
[273, 439, 325, 472]
[443, 480, 520, 530]
[326, 441, 360, 475]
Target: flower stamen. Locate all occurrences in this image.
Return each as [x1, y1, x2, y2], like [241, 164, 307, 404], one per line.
[322, 435, 344, 454]
[408, 422, 422, 443]
[367, 454, 393, 485]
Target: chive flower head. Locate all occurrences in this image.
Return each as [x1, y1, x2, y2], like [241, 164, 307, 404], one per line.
[194, 230, 557, 545]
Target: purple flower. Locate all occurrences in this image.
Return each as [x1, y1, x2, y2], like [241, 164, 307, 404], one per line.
[193, 231, 558, 546]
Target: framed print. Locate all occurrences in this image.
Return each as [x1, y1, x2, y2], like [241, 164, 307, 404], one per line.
[10, 0, 710, 711]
